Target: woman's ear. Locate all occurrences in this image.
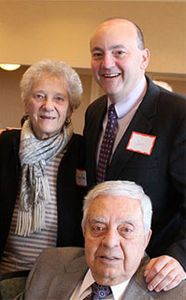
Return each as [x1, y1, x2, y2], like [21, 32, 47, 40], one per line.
[24, 98, 29, 112]
[67, 106, 73, 118]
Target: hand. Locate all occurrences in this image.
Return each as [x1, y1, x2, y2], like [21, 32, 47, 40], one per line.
[144, 255, 186, 292]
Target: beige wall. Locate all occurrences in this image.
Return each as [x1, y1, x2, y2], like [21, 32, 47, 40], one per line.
[0, 1, 186, 73]
[0, 67, 25, 128]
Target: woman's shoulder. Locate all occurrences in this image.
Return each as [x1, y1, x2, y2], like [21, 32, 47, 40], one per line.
[69, 133, 84, 146]
[71, 132, 83, 139]
[63, 133, 85, 165]
[0, 129, 21, 150]
[0, 128, 21, 138]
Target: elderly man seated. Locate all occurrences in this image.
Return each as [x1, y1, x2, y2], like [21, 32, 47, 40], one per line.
[16, 181, 186, 300]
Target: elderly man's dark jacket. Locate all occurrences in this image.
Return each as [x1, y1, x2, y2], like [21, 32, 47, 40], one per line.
[0, 130, 86, 260]
[83, 77, 186, 270]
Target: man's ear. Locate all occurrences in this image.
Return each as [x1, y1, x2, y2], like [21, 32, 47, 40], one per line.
[141, 48, 150, 70]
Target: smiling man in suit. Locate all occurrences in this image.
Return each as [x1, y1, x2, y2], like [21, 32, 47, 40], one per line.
[83, 18, 186, 292]
[17, 181, 186, 300]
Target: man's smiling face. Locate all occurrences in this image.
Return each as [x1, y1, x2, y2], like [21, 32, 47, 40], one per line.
[90, 19, 150, 103]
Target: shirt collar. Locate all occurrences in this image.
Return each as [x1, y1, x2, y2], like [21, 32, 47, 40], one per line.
[79, 269, 130, 300]
[108, 76, 147, 119]
[111, 280, 130, 300]
[78, 269, 94, 298]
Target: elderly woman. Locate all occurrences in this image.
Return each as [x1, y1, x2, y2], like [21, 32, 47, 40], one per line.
[0, 59, 86, 274]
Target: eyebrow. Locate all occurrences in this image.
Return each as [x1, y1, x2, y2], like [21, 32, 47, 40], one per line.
[91, 44, 127, 52]
[91, 47, 103, 53]
[111, 44, 126, 49]
[89, 217, 106, 223]
[89, 217, 137, 226]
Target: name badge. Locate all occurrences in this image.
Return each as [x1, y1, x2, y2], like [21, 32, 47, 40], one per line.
[126, 131, 156, 155]
[76, 169, 87, 186]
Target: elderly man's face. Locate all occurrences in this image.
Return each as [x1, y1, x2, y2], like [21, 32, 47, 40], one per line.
[84, 195, 151, 286]
[25, 74, 71, 140]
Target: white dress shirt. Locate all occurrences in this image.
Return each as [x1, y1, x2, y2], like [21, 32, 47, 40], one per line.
[70, 269, 130, 300]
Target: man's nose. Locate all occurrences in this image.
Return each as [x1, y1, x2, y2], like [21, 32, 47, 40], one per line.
[102, 228, 120, 248]
[101, 53, 115, 69]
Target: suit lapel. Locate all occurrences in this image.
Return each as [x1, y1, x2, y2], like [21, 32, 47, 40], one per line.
[124, 257, 154, 300]
[47, 254, 88, 299]
[107, 79, 160, 180]
[86, 96, 107, 185]
[124, 277, 153, 300]
[90, 97, 107, 160]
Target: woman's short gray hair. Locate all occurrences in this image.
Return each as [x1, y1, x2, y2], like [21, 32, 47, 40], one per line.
[20, 59, 83, 111]
[82, 180, 152, 233]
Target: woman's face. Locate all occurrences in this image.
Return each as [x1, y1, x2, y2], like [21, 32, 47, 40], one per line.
[25, 74, 72, 139]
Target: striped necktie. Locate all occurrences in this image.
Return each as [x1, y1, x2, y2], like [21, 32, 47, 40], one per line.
[96, 104, 118, 183]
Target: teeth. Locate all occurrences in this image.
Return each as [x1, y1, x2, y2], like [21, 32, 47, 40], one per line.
[103, 73, 119, 78]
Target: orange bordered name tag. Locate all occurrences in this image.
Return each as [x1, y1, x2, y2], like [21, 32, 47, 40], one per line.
[126, 131, 156, 155]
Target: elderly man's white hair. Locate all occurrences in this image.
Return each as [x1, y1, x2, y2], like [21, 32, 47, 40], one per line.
[82, 180, 153, 233]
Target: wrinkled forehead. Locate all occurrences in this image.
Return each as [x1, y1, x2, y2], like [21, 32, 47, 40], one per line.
[87, 195, 143, 224]
[90, 19, 138, 50]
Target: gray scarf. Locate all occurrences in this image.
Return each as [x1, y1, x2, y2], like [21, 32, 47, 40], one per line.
[15, 119, 73, 236]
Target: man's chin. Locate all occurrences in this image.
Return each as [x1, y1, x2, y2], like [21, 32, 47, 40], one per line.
[93, 270, 124, 286]
[94, 266, 118, 280]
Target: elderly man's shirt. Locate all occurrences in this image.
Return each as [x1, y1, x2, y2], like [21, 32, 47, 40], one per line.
[70, 269, 130, 300]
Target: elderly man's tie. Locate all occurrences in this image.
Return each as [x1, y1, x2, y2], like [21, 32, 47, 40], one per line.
[84, 282, 112, 299]
[96, 104, 118, 183]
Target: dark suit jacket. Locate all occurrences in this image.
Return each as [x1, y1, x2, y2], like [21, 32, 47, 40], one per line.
[0, 130, 86, 261]
[20, 247, 186, 300]
[83, 77, 186, 269]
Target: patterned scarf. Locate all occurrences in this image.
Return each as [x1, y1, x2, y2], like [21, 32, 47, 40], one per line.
[15, 119, 73, 236]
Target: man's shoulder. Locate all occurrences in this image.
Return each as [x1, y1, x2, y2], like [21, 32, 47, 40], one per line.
[28, 247, 86, 281]
[158, 87, 186, 108]
[126, 257, 186, 299]
[23, 249, 86, 299]
[0, 128, 20, 141]
[38, 247, 85, 264]
[150, 280, 186, 299]
[147, 77, 186, 109]
[67, 133, 84, 149]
